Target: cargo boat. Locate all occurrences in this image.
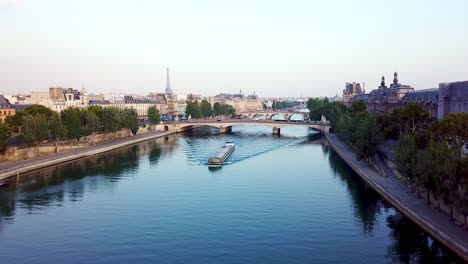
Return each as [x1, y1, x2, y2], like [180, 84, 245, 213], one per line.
[208, 142, 236, 167]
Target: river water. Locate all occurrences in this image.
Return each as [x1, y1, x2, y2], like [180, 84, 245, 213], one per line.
[0, 126, 462, 263]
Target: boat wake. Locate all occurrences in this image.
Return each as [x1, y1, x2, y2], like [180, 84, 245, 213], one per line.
[179, 132, 308, 166]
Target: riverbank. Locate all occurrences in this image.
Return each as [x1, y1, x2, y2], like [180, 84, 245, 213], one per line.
[0, 130, 175, 181]
[325, 133, 468, 262]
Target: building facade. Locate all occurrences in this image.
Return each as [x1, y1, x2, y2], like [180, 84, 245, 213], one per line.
[367, 72, 414, 114]
[438, 81, 468, 119]
[342, 82, 364, 107]
[400, 88, 439, 118]
[0, 95, 15, 124]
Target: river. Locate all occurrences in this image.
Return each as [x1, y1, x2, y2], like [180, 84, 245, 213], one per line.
[0, 125, 462, 263]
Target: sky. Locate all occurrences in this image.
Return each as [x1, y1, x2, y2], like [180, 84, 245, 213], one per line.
[1, 0, 468, 97]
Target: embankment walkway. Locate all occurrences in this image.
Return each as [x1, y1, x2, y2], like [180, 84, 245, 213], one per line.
[326, 133, 468, 262]
[0, 131, 173, 181]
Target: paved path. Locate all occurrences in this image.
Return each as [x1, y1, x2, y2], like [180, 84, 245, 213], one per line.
[0, 131, 173, 181]
[326, 133, 468, 262]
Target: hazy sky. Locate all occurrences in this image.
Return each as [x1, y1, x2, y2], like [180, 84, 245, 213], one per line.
[1, 0, 467, 97]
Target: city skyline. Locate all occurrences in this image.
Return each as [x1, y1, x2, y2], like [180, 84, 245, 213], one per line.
[1, 0, 468, 97]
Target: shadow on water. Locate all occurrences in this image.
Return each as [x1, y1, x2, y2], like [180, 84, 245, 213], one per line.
[386, 214, 462, 264]
[323, 144, 462, 263]
[0, 139, 167, 229]
[325, 145, 387, 237]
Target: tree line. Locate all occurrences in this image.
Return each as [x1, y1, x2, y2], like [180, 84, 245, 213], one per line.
[0, 105, 140, 148]
[185, 98, 236, 119]
[272, 100, 300, 110]
[308, 98, 468, 227]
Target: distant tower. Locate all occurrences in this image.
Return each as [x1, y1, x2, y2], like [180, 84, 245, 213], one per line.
[392, 72, 400, 87]
[363, 82, 366, 94]
[380, 75, 386, 89]
[165, 67, 174, 94]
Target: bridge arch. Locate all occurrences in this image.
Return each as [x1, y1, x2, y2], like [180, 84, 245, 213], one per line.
[251, 113, 267, 120]
[288, 113, 305, 121]
[270, 113, 286, 121]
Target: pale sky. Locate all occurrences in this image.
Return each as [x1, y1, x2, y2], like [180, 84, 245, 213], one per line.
[1, 0, 467, 97]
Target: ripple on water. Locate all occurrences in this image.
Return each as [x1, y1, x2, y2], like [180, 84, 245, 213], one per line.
[180, 125, 312, 166]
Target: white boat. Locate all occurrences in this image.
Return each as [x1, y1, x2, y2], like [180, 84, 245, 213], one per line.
[208, 142, 236, 167]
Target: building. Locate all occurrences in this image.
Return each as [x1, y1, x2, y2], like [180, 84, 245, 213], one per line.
[213, 91, 263, 113]
[0, 95, 15, 124]
[342, 82, 365, 107]
[367, 72, 414, 114]
[400, 88, 439, 118]
[245, 94, 263, 111]
[438, 81, 468, 119]
[24, 87, 88, 112]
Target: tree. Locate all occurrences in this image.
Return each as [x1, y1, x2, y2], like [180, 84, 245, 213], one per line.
[307, 98, 323, 121]
[213, 102, 222, 116]
[394, 134, 419, 193]
[0, 123, 11, 152]
[430, 113, 468, 149]
[121, 108, 139, 135]
[21, 114, 50, 146]
[417, 142, 456, 209]
[354, 114, 382, 164]
[200, 99, 213, 118]
[148, 106, 161, 124]
[62, 108, 83, 140]
[101, 107, 122, 133]
[5, 105, 55, 133]
[186, 99, 201, 119]
[83, 110, 99, 136]
[49, 112, 67, 140]
[350, 100, 367, 116]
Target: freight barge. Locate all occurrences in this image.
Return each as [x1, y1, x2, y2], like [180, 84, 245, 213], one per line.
[208, 142, 236, 167]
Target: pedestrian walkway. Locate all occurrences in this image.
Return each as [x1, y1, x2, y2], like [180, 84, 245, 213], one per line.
[326, 133, 468, 262]
[0, 131, 172, 180]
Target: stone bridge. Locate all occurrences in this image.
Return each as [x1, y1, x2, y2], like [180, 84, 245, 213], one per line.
[237, 111, 309, 121]
[156, 120, 330, 135]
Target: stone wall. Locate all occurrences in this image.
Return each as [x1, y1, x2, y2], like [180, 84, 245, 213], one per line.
[0, 125, 158, 162]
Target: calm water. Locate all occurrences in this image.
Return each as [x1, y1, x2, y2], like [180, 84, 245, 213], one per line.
[0, 126, 462, 263]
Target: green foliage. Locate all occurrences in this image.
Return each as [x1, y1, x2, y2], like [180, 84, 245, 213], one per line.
[61, 108, 83, 140]
[121, 108, 139, 135]
[49, 112, 67, 140]
[187, 101, 236, 118]
[21, 114, 50, 146]
[101, 107, 122, 133]
[200, 99, 213, 118]
[186, 99, 202, 119]
[307, 98, 323, 121]
[430, 113, 468, 149]
[395, 134, 419, 186]
[84, 110, 99, 136]
[272, 100, 300, 110]
[213, 102, 221, 116]
[147, 106, 161, 124]
[378, 103, 432, 140]
[350, 100, 367, 116]
[354, 114, 382, 163]
[417, 142, 457, 209]
[5, 105, 56, 133]
[0, 123, 11, 152]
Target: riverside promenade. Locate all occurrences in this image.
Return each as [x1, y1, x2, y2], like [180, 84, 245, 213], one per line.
[326, 133, 468, 261]
[0, 130, 173, 181]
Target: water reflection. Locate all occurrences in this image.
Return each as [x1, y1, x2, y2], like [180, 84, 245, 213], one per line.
[0, 139, 168, 228]
[326, 146, 386, 236]
[0, 128, 463, 263]
[325, 145, 461, 263]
